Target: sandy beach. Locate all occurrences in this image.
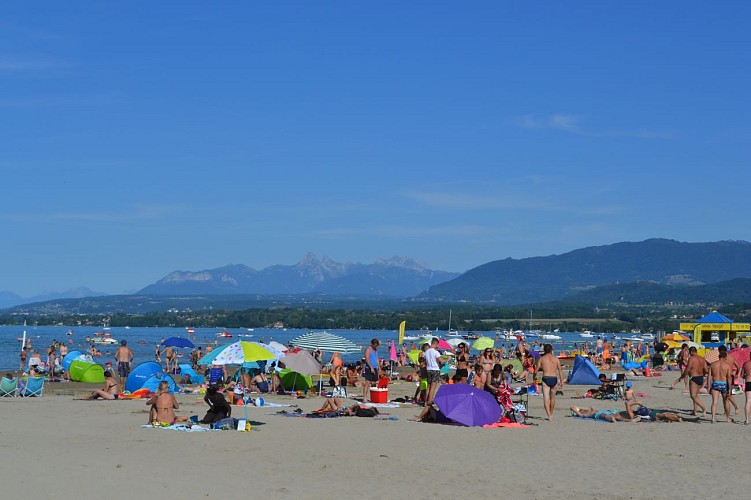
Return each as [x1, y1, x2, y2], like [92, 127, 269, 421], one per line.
[1, 371, 749, 499]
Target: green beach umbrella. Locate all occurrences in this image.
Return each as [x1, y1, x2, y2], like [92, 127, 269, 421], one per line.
[472, 337, 495, 351]
[408, 349, 422, 364]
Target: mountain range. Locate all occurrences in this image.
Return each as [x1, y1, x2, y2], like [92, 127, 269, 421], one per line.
[138, 254, 459, 297]
[0, 287, 106, 309]
[422, 238, 751, 303]
[6, 239, 751, 314]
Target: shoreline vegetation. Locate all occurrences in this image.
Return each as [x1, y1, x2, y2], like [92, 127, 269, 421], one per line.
[2, 302, 750, 332]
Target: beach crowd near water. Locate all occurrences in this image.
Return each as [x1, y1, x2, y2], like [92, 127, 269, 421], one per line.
[3, 327, 751, 498]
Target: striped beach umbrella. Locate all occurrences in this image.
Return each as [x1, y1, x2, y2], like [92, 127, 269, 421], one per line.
[290, 332, 360, 353]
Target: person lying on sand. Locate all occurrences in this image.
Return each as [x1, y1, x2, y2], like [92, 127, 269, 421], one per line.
[570, 406, 632, 422]
[78, 371, 120, 400]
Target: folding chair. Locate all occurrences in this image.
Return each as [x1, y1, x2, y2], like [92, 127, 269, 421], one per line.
[20, 377, 45, 397]
[0, 377, 19, 397]
[611, 373, 626, 400]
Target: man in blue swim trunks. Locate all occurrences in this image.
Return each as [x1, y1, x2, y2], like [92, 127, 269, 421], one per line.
[537, 344, 564, 421]
[709, 350, 734, 423]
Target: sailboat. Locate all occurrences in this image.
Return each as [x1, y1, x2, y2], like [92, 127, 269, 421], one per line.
[446, 310, 462, 337]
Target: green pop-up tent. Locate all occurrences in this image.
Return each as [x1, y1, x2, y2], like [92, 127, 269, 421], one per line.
[69, 360, 105, 383]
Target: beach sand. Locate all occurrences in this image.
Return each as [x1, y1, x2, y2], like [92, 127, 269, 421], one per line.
[1, 373, 747, 499]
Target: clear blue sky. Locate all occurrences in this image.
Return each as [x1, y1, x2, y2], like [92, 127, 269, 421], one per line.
[2, 1, 749, 296]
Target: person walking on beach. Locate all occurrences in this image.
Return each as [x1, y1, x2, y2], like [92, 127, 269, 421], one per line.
[362, 339, 380, 403]
[670, 344, 690, 392]
[740, 355, 751, 425]
[708, 350, 734, 423]
[424, 337, 448, 405]
[537, 343, 564, 421]
[681, 346, 708, 416]
[114, 340, 134, 381]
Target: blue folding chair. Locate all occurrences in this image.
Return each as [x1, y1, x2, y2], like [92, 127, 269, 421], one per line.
[0, 377, 18, 397]
[20, 377, 45, 397]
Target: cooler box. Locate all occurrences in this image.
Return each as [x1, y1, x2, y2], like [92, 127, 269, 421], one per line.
[377, 377, 389, 388]
[370, 388, 388, 403]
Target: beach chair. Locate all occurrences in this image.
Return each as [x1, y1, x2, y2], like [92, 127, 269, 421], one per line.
[209, 367, 224, 385]
[20, 377, 45, 397]
[611, 373, 626, 400]
[0, 377, 18, 397]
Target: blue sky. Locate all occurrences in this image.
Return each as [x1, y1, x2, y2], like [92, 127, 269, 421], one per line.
[1, 1, 750, 296]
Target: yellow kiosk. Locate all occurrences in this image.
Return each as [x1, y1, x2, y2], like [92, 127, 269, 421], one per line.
[680, 311, 750, 348]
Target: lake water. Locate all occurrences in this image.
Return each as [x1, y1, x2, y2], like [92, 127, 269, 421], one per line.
[0, 324, 638, 371]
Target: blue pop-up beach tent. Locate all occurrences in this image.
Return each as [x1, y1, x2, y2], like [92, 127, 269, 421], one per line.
[567, 355, 602, 385]
[140, 372, 177, 393]
[125, 362, 169, 393]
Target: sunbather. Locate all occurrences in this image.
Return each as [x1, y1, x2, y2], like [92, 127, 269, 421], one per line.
[79, 371, 120, 400]
[570, 406, 632, 422]
[147, 380, 188, 424]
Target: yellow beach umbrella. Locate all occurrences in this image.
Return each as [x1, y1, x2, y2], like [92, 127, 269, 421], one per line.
[408, 349, 422, 364]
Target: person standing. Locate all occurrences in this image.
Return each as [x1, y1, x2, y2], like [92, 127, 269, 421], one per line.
[536, 343, 564, 421]
[708, 350, 734, 423]
[740, 355, 751, 425]
[424, 338, 448, 405]
[19, 347, 27, 371]
[114, 340, 134, 381]
[681, 346, 708, 416]
[670, 344, 690, 392]
[362, 339, 380, 403]
[155, 344, 161, 363]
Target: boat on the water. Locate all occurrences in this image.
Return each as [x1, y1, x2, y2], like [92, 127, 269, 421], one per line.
[89, 331, 118, 345]
[579, 331, 595, 338]
[216, 330, 232, 338]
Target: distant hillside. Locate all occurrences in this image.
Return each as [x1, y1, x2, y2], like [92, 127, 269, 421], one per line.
[422, 239, 751, 304]
[139, 254, 459, 298]
[0, 287, 106, 309]
[563, 278, 751, 305]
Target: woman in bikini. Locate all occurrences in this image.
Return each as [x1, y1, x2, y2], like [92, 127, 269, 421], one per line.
[454, 343, 469, 383]
[81, 371, 120, 400]
[480, 349, 495, 377]
[330, 351, 343, 387]
[147, 380, 188, 424]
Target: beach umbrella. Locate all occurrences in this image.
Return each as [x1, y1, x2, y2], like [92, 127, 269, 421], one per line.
[389, 341, 397, 362]
[663, 333, 690, 342]
[445, 338, 466, 348]
[419, 337, 452, 350]
[161, 337, 195, 349]
[433, 383, 502, 427]
[665, 340, 701, 350]
[267, 341, 289, 353]
[408, 349, 422, 364]
[281, 350, 322, 376]
[290, 332, 360, 353]
[472, 337, 495, 351]
[197, 344, 232, 365]
[210, 341, 276, 365]
[704, 348, 720, 364]
[728, 347, 751, 367]
[279, 369, 313, 391]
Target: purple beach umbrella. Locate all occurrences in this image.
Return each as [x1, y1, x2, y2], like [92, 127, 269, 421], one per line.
[433, 383, 502, 427]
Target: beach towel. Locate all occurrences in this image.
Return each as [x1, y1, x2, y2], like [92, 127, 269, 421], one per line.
[141, 424, 218, 432]
[360, 402, 400, 408]
[482, 422, 530, 429]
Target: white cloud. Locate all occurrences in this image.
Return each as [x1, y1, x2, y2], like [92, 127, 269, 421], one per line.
[520, 113, 669, 139]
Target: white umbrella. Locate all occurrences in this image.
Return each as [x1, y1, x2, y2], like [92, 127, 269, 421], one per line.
[281, 350, 322, 376]
[290, 332, 360, 353]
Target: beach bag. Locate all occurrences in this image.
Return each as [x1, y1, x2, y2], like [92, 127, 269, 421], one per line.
[211, 417, 238, 430]
[332, 385, 348, 398]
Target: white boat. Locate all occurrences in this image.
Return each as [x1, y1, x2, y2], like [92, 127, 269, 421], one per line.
[579, 331, 595, 338]
[90, 332, 118, 345]
[641, 333, 655, 340]
[540, 334, 562, 341]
